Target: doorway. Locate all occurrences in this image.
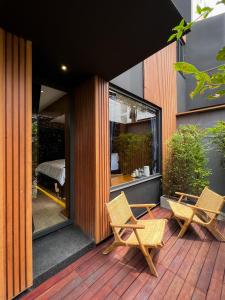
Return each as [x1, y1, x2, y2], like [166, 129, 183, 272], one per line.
[32, 84, 71, 237]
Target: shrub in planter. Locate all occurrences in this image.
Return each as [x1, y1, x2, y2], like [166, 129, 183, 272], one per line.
[163, 125, 211, 198]
[208, 121, 225, 169]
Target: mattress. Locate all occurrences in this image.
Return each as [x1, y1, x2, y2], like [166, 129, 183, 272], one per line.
[35, 159, 66, 186]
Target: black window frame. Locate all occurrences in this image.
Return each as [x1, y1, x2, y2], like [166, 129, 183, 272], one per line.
[109, 84, 162, 189]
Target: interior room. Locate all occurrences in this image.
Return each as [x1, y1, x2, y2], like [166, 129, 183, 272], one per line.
[109, 89, 160, 187]
[32, 84, 70, 234]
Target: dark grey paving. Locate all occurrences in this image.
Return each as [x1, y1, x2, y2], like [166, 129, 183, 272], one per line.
[33, 224, 95, 287]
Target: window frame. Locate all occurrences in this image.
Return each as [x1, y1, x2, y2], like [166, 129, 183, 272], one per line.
[109, 84, 162, 189]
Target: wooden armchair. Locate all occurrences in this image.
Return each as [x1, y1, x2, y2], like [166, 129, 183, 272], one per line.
[103, 191, 167, 277]
[168, 187, 225, 241]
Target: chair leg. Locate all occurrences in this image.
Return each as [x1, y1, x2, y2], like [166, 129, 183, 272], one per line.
[178, 221, 190, 238]
[141, 247, 158, 277]
[207, 223, 225, 242]
[102, 242, 119, 254]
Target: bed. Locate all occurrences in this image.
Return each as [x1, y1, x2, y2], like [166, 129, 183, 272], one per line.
[35, 159, 66, 197]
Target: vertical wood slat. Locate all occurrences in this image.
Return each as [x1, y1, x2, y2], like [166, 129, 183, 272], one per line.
[144, 42, 177, 169]
[25, 40, 33, 289]
[94, 77, 110, 242]
[0, 28, 33, 299]
[0, 27, 6, 300]
[74, 78, 96, 238]
[74, 76, 110, 243]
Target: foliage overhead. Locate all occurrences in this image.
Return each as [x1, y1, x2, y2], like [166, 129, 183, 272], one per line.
[168, 1, 225, 100]
[163, 125, 211, 197]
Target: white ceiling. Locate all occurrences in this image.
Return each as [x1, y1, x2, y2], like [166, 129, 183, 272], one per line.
[39, 85, 66, 112]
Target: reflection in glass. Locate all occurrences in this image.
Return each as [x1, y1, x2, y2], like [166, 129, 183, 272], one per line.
[109, 90, 159, 187]
[32, 85, 69, 234]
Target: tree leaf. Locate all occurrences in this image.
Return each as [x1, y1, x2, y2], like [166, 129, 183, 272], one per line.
[195, 72, 211, 82]
[196, 4, 202, 14]
[216, 46, 225, 61]
[176, 31, 183, 40]
[179, 19, 185, 27]
[168, 33, 177, 42]
[190, 81, 205, 98]
[174, 62, 199, 74]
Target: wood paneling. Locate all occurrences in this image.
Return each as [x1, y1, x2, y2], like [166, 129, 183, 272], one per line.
[0, 28, 32, 299]
[144, 42, 177, 168]
[95, 77, 110, 242]
[74, 76, 110, 243]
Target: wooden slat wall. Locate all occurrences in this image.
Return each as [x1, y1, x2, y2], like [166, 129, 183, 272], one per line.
[94, 77, 110, 242]
[144, 42, 177, 168]
[0, 28, 32, 300]
[74, 76, 110, 243]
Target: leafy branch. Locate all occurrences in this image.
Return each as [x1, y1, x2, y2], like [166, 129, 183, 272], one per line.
[168, 1, 225, 99]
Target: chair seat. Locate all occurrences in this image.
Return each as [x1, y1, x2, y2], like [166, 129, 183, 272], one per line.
[125, 219, 167, 247]
[168, 200, 206, 225]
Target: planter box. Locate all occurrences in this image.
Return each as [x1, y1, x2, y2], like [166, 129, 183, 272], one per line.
[160, 195, 173, 210]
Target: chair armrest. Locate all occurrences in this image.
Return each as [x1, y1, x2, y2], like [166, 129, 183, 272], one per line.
[129, 204, 156, 209]
[110, 223, 145, 229]
[185, 204, 221, 215]
[175, 192, 199, 199]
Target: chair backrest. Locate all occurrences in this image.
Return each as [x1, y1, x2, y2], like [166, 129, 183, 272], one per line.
[105, 191, 133, 235]
[196, 187, 224, 220]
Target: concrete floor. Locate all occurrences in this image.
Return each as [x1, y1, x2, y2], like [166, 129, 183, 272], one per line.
[32, 192, 67, 233]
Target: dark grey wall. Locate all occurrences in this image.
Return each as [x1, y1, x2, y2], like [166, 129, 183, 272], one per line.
[182, 14, 225, 111]
[177, 110, 225, 196]
[110, 177, 161, 217]
[110, 62, 143, 98]
[177, 72, 187, 112]
[172, 0, 191, 22]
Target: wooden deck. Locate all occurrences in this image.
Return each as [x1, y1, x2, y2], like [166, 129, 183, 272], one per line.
[22, 207, 225, 300]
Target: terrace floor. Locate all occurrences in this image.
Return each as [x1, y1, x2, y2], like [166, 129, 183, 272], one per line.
[22, 207, 225, 300]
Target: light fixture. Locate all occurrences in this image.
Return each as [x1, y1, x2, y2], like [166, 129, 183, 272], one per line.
[61, 64, 68, 71]
[41, 90, 44, 93]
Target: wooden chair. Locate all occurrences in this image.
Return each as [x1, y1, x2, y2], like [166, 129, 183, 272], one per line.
[168, 187, 225, 241]
[103, 191, 167, 277]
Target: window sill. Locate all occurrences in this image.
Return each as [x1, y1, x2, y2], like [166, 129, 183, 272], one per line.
[110, 174, 162, 192]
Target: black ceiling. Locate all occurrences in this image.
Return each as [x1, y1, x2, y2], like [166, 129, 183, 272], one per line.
[0, 0, 182, 90]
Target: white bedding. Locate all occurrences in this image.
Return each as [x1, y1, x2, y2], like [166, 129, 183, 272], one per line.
[35, 159, 66, 186]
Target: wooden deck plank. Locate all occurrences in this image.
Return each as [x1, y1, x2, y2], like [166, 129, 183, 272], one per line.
[196, 240, 220, 294]
[163, 275, 184, 300]
[112, 256, 146, 296]
[77, 249, 139, 299]
[21, 208, 225, 300]
[148, 269, 174, 299]
[205, 241, 225, 299]
[176, 228, 204, 280]
[192, 288, 206, 300]
[177, 281, 195, 300]
[134, 264, 167, 300]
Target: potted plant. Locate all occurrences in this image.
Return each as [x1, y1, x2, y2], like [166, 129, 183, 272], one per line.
[161, 125, 211, 210]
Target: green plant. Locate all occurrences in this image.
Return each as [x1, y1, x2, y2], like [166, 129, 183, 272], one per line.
[114, 132, 152, 174]
[168, 1, 225, 99]
[163, 125, 211, 197]
[208, 121, 225, 168]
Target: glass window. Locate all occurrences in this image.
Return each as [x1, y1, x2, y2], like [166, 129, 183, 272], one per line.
[109, 89, 160, 187]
